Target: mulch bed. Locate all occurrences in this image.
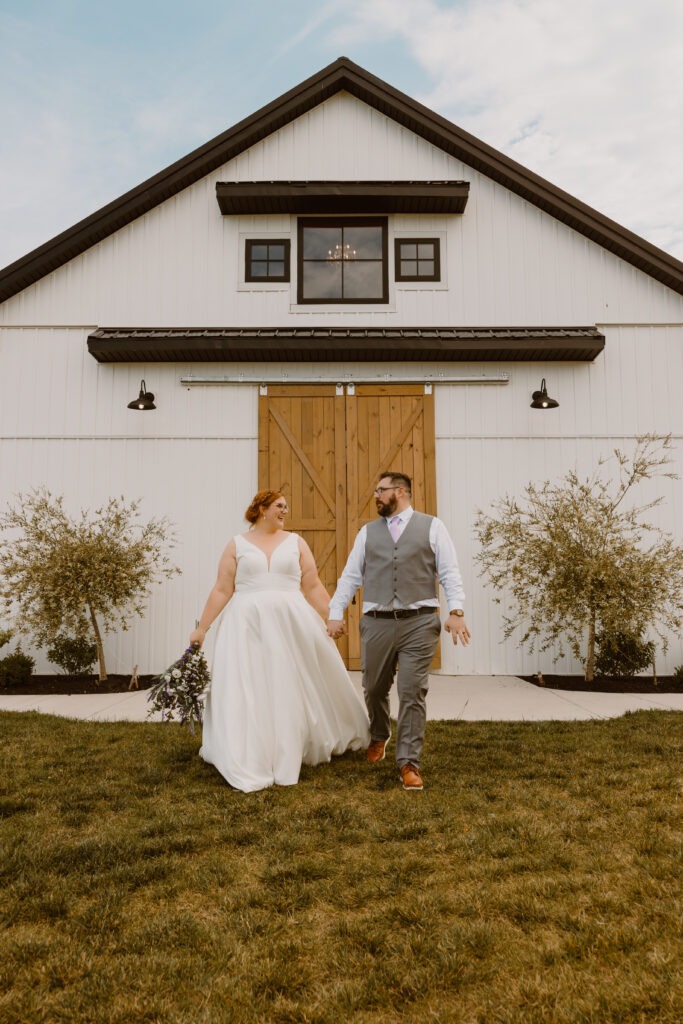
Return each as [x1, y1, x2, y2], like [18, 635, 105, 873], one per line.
[0, 674, 156, 696]
[521, 674, 683, 694]
[3, 674, 682, 697]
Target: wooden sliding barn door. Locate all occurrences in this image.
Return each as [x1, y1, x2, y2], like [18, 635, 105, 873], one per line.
[344, 384, 437, 668]
[258, 385, 347, 648]
[258, 383, 437, 669]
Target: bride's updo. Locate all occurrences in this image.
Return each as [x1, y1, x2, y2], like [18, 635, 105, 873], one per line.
[244, 489, 285, 525]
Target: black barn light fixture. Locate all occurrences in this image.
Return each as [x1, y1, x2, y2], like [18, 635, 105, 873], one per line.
[127, 379, 156, 410]
[530, 378, 559, 409]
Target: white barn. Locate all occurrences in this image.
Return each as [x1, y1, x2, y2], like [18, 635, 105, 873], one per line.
[1, 56, 682, 677]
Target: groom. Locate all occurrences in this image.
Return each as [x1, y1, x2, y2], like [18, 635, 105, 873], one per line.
[327, 472, 470, 791]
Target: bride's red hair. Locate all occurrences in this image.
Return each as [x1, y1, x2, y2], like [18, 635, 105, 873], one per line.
[244, 489, 285, 525]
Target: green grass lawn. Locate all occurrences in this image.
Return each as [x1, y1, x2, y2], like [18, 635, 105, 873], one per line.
[1, 710, 681, 1024]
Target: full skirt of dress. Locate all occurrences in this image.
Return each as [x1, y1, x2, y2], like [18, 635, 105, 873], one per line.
[199, 533, 369, 792]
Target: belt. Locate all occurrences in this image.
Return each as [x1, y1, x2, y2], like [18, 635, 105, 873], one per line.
[364, 607, 437, 619]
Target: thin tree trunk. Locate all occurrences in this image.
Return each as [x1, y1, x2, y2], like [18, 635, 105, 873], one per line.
[585, 611, 596, 682]
[652, 649, 658, 687]
[88, 603, 107, 682]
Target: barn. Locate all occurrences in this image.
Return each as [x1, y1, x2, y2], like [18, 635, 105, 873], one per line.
[1, 56, 682, 677]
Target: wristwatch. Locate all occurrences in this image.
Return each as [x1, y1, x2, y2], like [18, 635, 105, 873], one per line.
[449, 609, 465, 617]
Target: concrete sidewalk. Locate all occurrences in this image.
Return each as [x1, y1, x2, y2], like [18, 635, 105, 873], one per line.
[1, 673, 682, 724]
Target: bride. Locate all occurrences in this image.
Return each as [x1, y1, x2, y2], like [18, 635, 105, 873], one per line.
[189, 489, 370, 792]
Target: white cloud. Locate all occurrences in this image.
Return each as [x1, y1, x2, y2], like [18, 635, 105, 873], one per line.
[0, 0, 681, 272]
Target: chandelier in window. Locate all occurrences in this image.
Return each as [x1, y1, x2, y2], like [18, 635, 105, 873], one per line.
[327, 242, 357, 260]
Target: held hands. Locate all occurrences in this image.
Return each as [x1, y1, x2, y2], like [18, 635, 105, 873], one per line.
[326, 619, 346, 640]
[444, 614, 471, 646]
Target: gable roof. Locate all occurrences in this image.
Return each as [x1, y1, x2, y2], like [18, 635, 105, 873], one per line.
[1, 56, 682, 302]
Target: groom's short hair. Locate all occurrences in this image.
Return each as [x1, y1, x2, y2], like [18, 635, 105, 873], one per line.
[380, 471, 412, 495]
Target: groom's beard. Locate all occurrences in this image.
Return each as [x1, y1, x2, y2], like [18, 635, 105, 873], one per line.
[376, 495, 398, 518]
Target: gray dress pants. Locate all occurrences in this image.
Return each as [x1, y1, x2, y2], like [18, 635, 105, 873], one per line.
[360, 611, 441, 769]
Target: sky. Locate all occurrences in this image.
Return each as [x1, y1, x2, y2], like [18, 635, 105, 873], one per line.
[1, 0, 682, 270]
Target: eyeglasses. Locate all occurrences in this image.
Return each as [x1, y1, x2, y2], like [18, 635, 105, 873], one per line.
[272, 503, 289, 512]
[373, 486, 397, 495]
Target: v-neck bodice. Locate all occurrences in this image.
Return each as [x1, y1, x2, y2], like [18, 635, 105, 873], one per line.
[234, 532, 301, 592]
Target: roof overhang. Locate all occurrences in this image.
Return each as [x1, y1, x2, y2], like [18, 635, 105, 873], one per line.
[215, 181, 469, 215]
[87, 326, 605, 363]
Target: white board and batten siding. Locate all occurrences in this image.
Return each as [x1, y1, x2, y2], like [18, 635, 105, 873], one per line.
[3, 95, 683, 328]
[2, 337, 683, 676]
[1, 93, 683, 674]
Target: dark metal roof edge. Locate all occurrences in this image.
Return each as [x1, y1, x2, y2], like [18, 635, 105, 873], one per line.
[215, 179, 470, 187]
[2, 55, 682, 300]
[86, 324, 605, 363]
[88, 325, 604, 337]
[87, 345, 603, 365]
[215, 181, 470, 214]
[88, 324, 605, 339]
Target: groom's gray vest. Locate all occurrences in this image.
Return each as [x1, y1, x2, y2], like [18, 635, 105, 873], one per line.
[363, 512, 437, 606]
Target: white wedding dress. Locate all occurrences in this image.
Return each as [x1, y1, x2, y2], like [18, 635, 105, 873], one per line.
[199, 532, 370, 792]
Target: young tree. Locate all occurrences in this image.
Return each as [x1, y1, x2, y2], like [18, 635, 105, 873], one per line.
[474, 435, 683, 681]
[0, 490, 180, 681]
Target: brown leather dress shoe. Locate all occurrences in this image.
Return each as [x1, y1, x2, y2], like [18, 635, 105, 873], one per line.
[399, 764, 424, 790]
[367, 738, 389, 763]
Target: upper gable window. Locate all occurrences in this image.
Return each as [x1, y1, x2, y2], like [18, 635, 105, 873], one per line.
[297, 218, 388, 304]
[245, 239, 290, 282]
[394, 238, 440, 282]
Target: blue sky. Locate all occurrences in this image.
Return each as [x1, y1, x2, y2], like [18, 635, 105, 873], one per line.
[1, 0, 682, 269]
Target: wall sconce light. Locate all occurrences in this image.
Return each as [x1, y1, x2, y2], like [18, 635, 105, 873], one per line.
[127, 380, 156, 410]
[530, 379, 559, 409]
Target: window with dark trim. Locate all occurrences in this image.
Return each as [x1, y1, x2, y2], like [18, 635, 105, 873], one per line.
[394, 238, 441, 282]
[245, 239, 290, 282]
[297, 218, 388, 303]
